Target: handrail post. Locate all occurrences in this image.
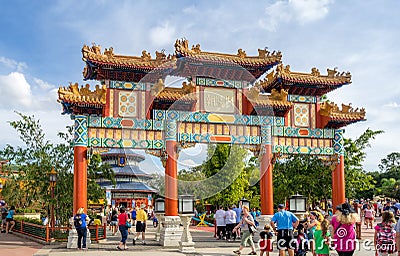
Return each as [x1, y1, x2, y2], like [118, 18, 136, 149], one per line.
[95, 225, 99, 242]
[103, 223, 107, 239]
[46, 224, 50, 243]
[20, 220, 23, 233]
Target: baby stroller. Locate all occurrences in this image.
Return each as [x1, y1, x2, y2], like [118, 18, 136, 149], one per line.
[294, 221, 309, 256]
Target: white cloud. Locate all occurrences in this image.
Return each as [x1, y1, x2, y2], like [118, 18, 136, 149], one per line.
[0, 72, 33, 108]
[384, 102, 400, 108]
[259, 0, 334, 31]
[0, 56, 27, 72]
[33, 78, 54, 90]
[149, 22, 176, 47]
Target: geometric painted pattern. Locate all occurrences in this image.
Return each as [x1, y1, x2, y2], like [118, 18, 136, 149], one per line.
[74, 115, 88, 147]
[118, 91, 137, 117]
[109, 80, 146, 90]
[87, 116, 163, 130]
[272, 126, 334, 139]
[153, 110, 285, 126]
[293, 103, 309, 127]
[178, 133, 260, 145]
[196, 77, 250, 89]
[88, 138, 164, 149]
[273, 145, 334, 155]
[288, 94, 317, 103]
[333, 129, 344, 156]
[165, 120, 177, 141]
[260, 125, 272, 145]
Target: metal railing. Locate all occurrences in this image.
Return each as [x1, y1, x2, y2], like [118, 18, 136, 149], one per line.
[13, 220, 107, 243]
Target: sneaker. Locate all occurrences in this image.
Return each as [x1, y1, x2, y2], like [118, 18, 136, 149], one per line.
[248, 251, 257, 255]
[233, 250, 241, 255]
[116, 246, 122, 251]
[132, 239, 136, 245]
[124, 247, 129, 250]
[141, 240, 146, 245]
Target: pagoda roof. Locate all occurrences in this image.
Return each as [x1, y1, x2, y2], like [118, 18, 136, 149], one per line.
[257, 64, 352, 96]
[57, 82, 106, 115]
[82, 44, 175, 82]
[101, 181, 157, 193]
[110, 165, 152, 178]
[320, 101, 366, 128]
[101, 149, 145, 162]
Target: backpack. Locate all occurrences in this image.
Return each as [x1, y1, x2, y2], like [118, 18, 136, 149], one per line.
[74, 214, 83, 228]
[376, 222, 396, 253]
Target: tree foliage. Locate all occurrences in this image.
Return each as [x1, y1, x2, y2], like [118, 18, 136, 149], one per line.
[0, 112, 113, 225]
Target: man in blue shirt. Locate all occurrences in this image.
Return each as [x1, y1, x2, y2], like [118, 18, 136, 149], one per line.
[270, 204, 299, 256]
[232, 204, 242, 240]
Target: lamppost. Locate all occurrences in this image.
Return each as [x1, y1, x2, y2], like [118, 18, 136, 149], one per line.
[178, 194, 195, 253]
[239, 198, 250, 210]
[154, 197, 165, 242]
[48, 167, 57, 228]
[288, 193, 307, 218]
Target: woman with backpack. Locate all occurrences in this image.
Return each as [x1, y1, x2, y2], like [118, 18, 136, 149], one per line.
[74, 207, 90, 250]
[374, 211, 396, 256]
[331, 202, 360, 256]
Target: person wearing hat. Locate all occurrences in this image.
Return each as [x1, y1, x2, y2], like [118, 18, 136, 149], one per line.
[270, 204, 299, 256]
[74, 207, 90, 250]
[331, 202, 360, 256]
[133, 204, 148, 245]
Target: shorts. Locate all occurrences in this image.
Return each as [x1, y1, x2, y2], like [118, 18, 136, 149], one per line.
[365, 217, 373, 220]
[277, 229, 296, 250]
[110, 221, 118, 226]
[136, 221, 146, 232]
[259, 239, 273, 252]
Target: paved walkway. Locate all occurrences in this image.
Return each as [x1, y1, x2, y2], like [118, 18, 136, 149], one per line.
[0, 219, 378, 256]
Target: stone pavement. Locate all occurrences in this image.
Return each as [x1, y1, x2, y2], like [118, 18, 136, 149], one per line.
[33, 219, 377, 256]
[1, 219, 378, 256]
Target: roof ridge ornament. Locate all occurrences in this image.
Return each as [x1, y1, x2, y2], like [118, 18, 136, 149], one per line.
[320, 101, 366, 117]
[58, 82, 107, 104]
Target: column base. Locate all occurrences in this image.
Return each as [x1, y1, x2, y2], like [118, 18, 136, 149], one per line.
[66, 217, 91, 249]
[154, 213, 164, 242]
[159, 216, 183, 247]
[179, 241, 195, 253]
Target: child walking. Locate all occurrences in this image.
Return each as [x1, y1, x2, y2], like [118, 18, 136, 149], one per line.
[259, 224, 273, 256]
[313, 219, 331, 256]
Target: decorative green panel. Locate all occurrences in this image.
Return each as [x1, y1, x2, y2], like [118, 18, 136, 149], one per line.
[273, 145, 334, 155]
[109, 81, 146, 90]
[288, 94, 317, 103]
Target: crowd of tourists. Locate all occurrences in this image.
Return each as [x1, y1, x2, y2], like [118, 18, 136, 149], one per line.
[226, 198, 400, 256]
[74, 203, 154, 250]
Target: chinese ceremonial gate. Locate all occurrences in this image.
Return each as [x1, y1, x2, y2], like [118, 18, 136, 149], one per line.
[58, 39, 366, 217]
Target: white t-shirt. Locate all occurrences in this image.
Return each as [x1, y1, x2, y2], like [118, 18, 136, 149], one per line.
[225, 209, 237, 224]
[215, 209, 226, 226]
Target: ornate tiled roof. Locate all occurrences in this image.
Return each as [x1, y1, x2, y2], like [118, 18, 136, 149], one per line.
[320, 101, 366, 128]
[247, 87, 293, 109]
[58, 82, 106, 105]
[100, 149, 145, 162]
[82, 44, 176, 70]
[257, 64, 352, 96]
[151, 79, 196, 102]
[320, 101, 366, 121]
[174, 39, 282, 67]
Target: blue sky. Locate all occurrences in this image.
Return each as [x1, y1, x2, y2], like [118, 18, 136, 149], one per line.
[0, 0, 399, 173]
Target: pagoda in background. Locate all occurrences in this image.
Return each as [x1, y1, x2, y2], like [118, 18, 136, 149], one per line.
[98, 149, 157, 208]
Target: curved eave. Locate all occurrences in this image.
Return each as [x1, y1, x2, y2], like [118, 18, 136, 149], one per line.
[261, 78, 350, 96]
[325, 118, 366, 129]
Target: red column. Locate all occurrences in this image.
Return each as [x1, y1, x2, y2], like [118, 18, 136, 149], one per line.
[73, 146, 87, 215]
[260, 144, 274, 215]
[332, 155, 345, 209]
[165, 140, 178, 216]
